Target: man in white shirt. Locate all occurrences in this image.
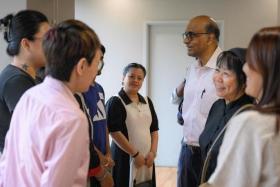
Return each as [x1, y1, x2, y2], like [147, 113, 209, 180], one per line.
[171, 15, 222, 187]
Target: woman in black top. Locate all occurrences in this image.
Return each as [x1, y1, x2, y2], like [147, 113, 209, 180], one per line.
[106, 63, 159, 187]
[0, 10, 50, 153]
[199, 48, 254, 182]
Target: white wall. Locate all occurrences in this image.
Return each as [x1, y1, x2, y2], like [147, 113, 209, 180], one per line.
[0, 0, 278, 87]
[75, 0, 278, 100]
[0, 0, 26, 71]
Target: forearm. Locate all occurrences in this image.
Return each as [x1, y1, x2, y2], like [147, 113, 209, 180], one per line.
[110, 131, 137, 156]
[150, 131, 158, 156]
[105, 127, 111, 155]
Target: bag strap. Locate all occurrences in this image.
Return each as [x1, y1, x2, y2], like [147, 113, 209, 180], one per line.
[200, 103, 254, 184]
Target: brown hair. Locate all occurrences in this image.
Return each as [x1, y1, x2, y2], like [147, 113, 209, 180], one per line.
[43, 19, 101, 81]
[246, 26, 280, 132]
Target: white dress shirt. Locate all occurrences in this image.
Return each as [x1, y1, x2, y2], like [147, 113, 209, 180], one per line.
[172, 47, 222, 146]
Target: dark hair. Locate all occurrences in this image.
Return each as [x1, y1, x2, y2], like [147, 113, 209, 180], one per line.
[123, 63, 146, 77]
[205, 19, 220, 42]
[97, 44, 106, 76]
[0, 10, 48, 56]
[101, 44, 106, 54]
[43, 19, 101, 81]
[247, 26, 280, 132]
[216, 48, 246, 90]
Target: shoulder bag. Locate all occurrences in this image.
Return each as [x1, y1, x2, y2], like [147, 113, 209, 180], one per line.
[199, 104, 253, 185]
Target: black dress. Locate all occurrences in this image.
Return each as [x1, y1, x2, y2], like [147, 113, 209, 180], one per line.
[199, 94, 254, 181]
[106, 89, 158, 187]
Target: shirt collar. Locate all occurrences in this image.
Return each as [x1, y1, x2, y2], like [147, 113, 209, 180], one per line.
[118, 88, 147, 105]
[196, 47, 222, 69]
[205, 46, 222, 69]
[44, 76, 80, 107]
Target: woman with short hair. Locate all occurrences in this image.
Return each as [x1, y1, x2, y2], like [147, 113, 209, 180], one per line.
[199, 48, 254, 183]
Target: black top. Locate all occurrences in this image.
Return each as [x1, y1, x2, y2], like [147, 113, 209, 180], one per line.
[0, 64, 35, 152]
[106, 88, 158, 187]
[199, 94, 253, 181]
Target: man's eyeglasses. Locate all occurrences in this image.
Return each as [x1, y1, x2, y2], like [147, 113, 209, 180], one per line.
[182, 31, 209, 40]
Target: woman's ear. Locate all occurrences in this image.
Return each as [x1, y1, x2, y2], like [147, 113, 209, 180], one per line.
[20, 38, 31, 51]
[76, 57, 87, 76]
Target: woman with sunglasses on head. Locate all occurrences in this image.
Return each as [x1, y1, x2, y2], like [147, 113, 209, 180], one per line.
[200, 27, 280, 187]
[0, 10, 50, 155]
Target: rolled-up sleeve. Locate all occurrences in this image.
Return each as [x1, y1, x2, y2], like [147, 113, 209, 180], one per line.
[170, 88, 183, 104]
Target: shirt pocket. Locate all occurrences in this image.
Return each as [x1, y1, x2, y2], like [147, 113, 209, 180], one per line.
[199, 91, 217, 116]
